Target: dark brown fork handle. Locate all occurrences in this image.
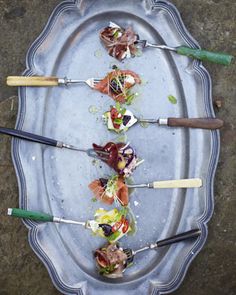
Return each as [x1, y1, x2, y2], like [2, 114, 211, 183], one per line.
[0, 127, 59, 147]
[167, 118, 223, 129]
[156, 229, 201, 248]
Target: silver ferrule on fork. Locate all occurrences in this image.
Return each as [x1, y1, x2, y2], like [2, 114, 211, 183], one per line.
[133, 243, 157, 255]
[127, 183, 153, 188]
[56, 141, 64, 148]
[127, 183, 148, 188]
[146, 42, 177, 52]
[158, 118, 168, 125]
[62, 143, 86, 153]
[53, 217, 86, 226]
[58, 77, 86, 86]
[138, 118, 158, 124]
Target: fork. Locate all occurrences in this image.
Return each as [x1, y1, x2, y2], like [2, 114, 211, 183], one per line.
[0, 127, 108, 161]
[7, 208, 114, 237]
[135, 40, 233, 66]
[122, 228, 201, 265]
[6, 76, 102, 88]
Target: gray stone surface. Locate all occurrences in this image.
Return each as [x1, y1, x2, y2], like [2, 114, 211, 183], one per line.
[0, 0, 235, 294]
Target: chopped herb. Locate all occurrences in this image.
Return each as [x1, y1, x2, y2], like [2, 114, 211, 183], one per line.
[88, 105, 99, 114]
[134, 49, 143, 57]
[105, 175, 119, 196]
[168, 95, 177, 104]
[112, 64, 119, 70]
[115, 101, 121, 111]
[99, 264, 116, 274]
[94, 49, 103, 58]
[114, 118, 123, 125]
[107, 230, 120, 242]
[120, 107, 126, 115]
[125, 92, 136, 105]
[91, 197, 97, 202]
[113, 30, 119, 39]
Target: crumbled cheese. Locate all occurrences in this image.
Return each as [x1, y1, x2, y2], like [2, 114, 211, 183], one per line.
[134, 201, 139, 206]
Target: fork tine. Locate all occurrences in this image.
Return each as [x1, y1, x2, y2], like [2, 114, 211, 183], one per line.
[93, 79, 102, 86]
[123, 248, 134, 264]
[87, 78, 102, 88]
[88, 149, 109, 161]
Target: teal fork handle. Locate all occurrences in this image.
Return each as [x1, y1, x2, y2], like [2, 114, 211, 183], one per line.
[176, 46, 233, 65]
[8, 208, 54, 222]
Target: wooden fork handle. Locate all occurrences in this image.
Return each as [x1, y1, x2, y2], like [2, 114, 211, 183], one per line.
[152, 178, 202, 189]
[167, 117, 223, 129]
[6, 76, 59, 86]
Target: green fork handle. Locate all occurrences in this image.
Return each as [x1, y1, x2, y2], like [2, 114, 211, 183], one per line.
[176, 46, 233, 65]
[8, 208, 54, 222]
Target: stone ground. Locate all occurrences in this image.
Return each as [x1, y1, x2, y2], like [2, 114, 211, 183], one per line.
[0, 0, 235, 294]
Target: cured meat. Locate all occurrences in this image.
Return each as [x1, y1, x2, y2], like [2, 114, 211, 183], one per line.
[95, 244, 128, 278]
[93, 142, 139, 177]
[100, 23, 138, 60]
[94, 69, 141, 104]
[88, 176, 129, 206]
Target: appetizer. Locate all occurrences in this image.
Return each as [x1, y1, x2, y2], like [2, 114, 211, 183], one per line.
[93, 208, 130, 242]
[89, 175, 129, 206]
[94, 243, 128, 278]
[93, 142, 143, 177]
[103, 103, 137, 132]
[100, 22, 139, 60]
[94, 69, 141, 104]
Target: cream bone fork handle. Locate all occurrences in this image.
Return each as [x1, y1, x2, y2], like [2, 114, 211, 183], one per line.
[0, 127, 109, 161]
[137, 117, 223, 130]
[6, 76, 102, 88]
[126, 178, 202, 189]
[7, 208, 114, 237]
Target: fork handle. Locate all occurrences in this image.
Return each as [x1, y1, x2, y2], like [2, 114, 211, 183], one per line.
[152, 178, 202, 189]
[7, 76, 59, 86]
[156, 229, 201, 247]
[8, 208, 54, 222]
[167, 118, 223, 129]
[176, 46, 233, 65]
[0, 127, 60, 147]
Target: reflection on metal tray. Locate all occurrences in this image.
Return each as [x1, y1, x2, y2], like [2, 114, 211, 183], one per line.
[12, 0, 219, 294]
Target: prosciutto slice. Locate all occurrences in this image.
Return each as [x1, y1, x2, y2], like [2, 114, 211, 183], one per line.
[100, 23, 138, 60]
[95, 244, 128, 278]
[89, 176, 129, 206]
[94, 69, 141, 103]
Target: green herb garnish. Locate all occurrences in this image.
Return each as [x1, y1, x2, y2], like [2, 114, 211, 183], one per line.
[114, 118, 123, 125]
[105, 175, 119, 196]
[115, 101, 126, 115]
[168, 95, 177, 104]
[99, 264, 116, 274]
[113, 30, 119, 39]
[91, 197, 97, 202]
[125, 92, 136, 105]
[107, 231, 121, 242]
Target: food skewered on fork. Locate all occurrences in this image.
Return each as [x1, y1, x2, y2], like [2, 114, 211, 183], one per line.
[89, 175, 202, 206]
[94, 228, 201, 277]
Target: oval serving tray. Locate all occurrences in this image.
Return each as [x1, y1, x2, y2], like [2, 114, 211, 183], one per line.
[12, 0, 220, 294]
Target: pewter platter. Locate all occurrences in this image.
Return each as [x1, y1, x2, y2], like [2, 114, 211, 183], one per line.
[12, 0, 220, 294]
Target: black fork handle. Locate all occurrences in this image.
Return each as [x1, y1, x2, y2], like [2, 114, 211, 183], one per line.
[156, 229, 201, 248]
[0, 127, 59, 147]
